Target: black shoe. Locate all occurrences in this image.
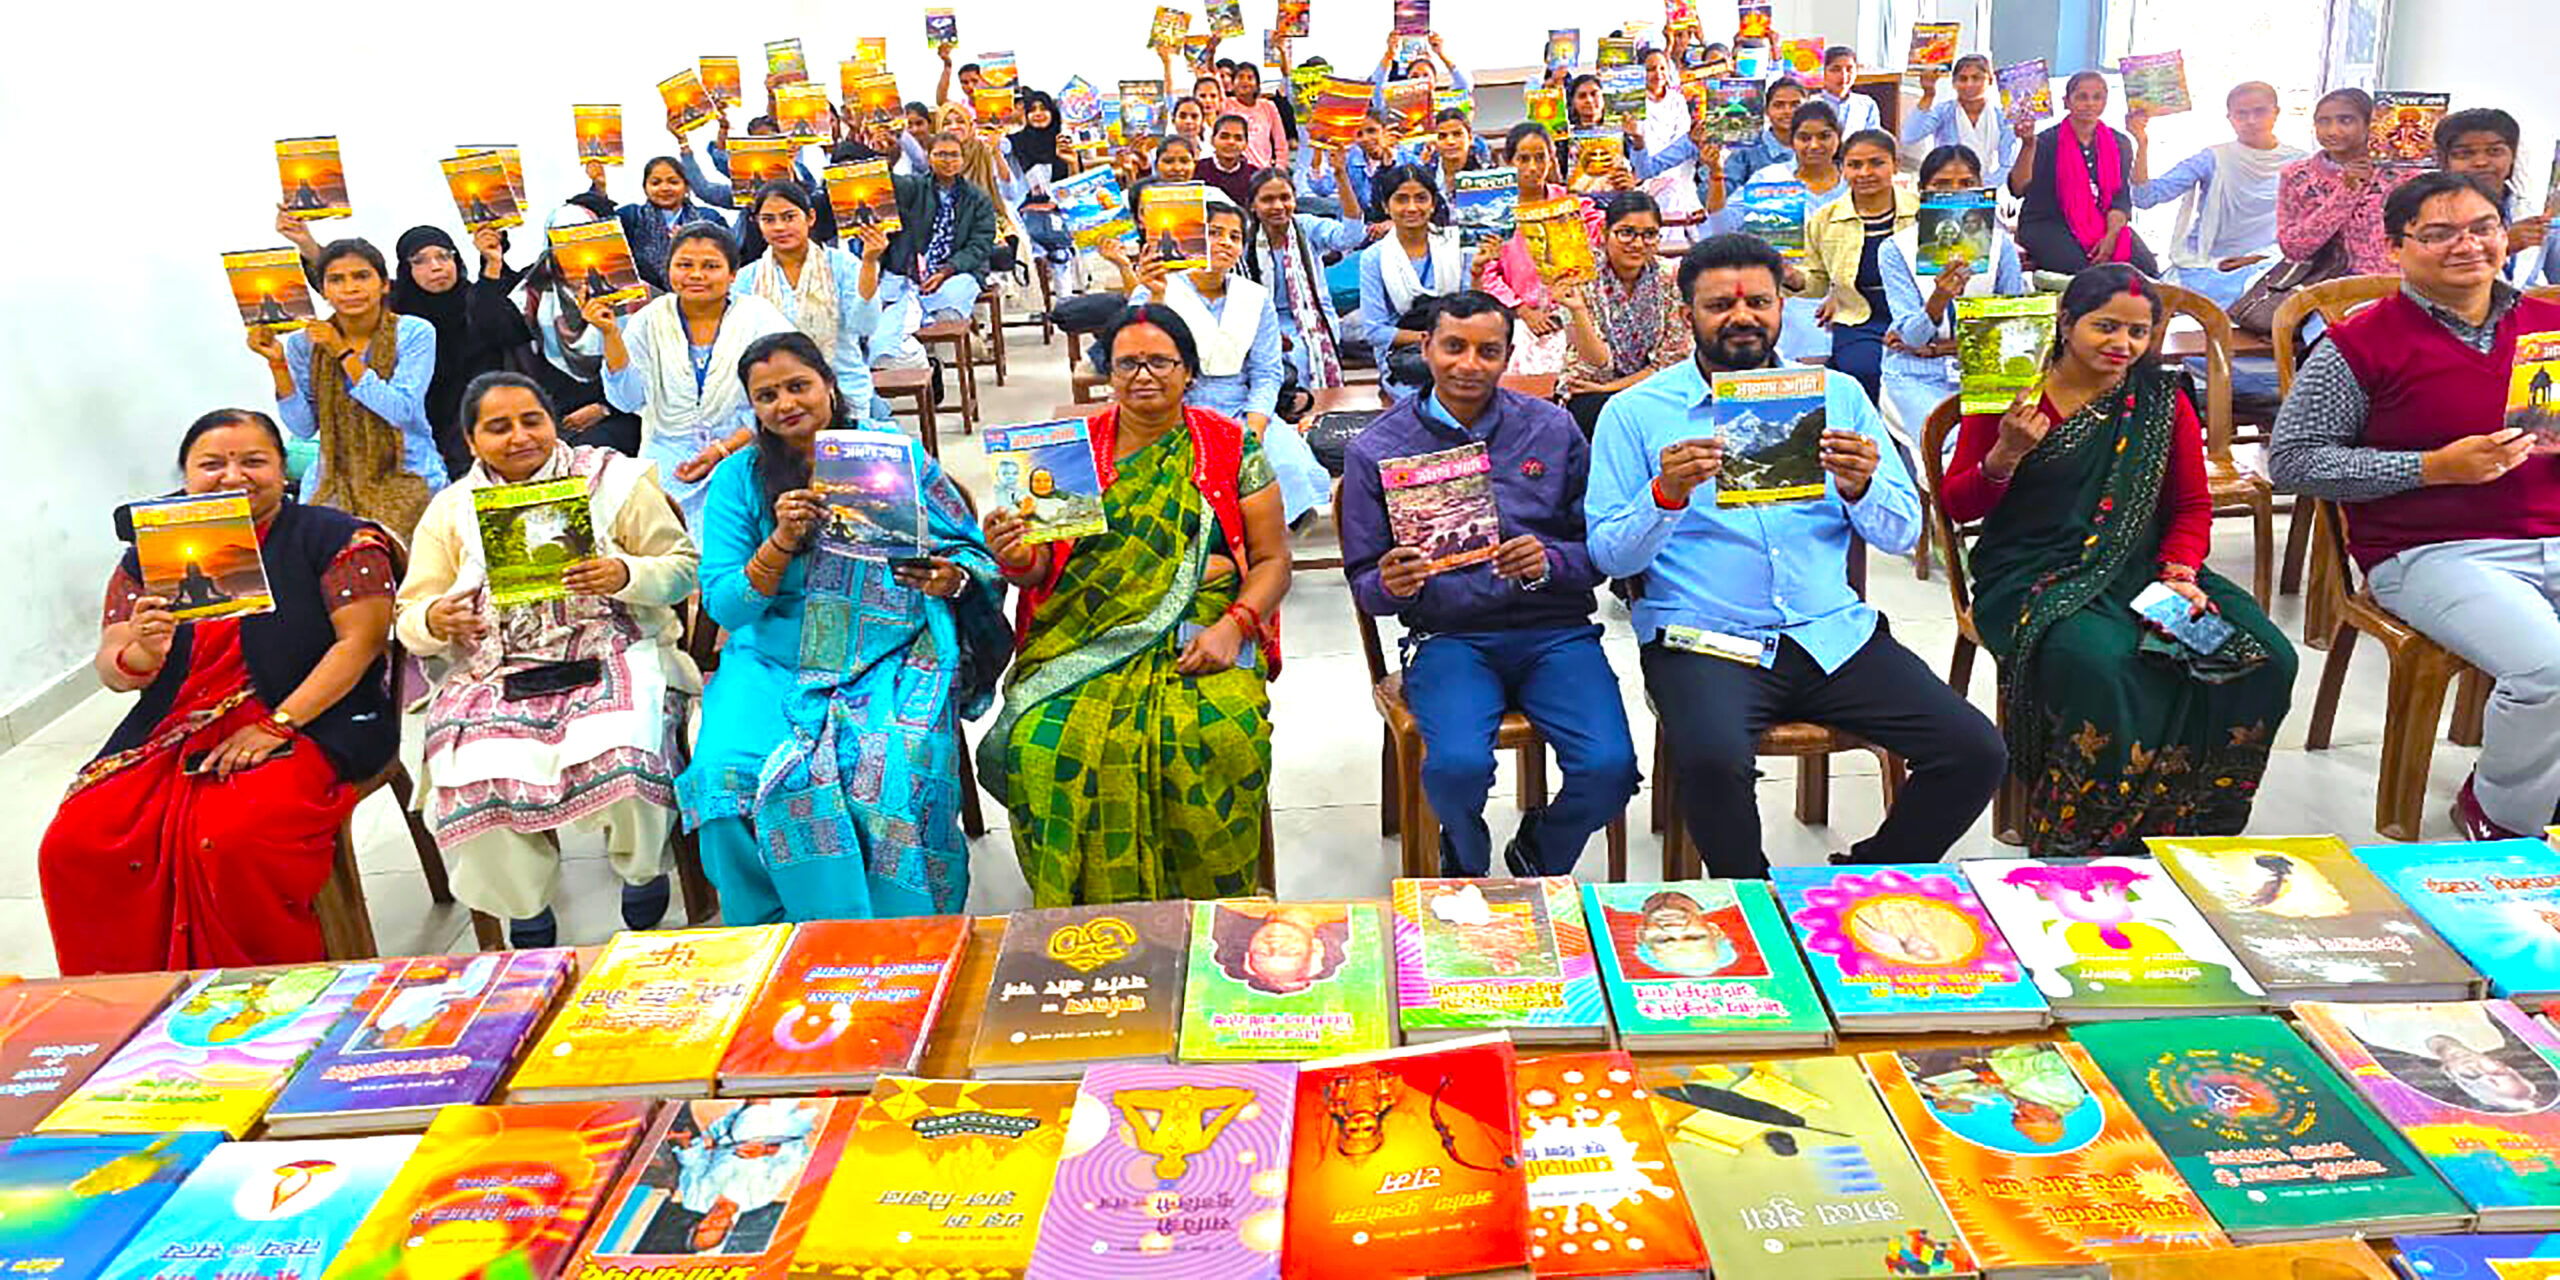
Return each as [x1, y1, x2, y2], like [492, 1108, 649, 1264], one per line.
[1502, 833, 1539, 879]
[622, 875, 672, 931]
[510, 908, 558, 950]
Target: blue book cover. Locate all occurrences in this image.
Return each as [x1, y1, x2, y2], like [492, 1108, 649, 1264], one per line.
[96, 1135, 419, 1279]
[0, 1131, 226, 1275]
[2399, 1232, 2560, 1274]
[266, 950, 571, 1135]
[2354, 839, 2560, 998]
[1769, 863, 2048, 1027]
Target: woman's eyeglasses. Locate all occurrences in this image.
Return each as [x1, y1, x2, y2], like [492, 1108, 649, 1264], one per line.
[1608, 226, 1664, 244]
[1112, 355, 1184, 376]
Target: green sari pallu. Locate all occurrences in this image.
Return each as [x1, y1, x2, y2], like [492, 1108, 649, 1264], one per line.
[1970, 370, 2294, 856]
[978, 421, 1277, 907]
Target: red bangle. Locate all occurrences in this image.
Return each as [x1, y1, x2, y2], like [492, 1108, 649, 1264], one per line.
[249, 717, 296, 742]
[1651, 476, 1688, 510]
[1225, 602, 1262, 633]
[112, 643, 157, 679]
[2160, 563, 2198, 583]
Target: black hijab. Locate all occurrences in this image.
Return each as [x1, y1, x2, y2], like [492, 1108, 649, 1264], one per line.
[1010, 91, 1064, 177]
[392, 225, 485, 474]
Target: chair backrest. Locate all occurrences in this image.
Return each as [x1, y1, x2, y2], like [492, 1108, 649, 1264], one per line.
[2146, 280, 2236, 467]
[1332, 488, 1394, 687]
[2270, 274, 2400, 396]
[1917, 395, 1975, 625]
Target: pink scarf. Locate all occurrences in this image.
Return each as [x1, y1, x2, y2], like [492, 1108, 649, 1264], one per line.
[2055, 122, 2132, 263]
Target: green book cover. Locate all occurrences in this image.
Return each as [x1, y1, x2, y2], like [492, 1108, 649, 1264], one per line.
[1177, 900, 1394, 1060]
[1956, 293, 2057, 414]
[472, 477, 594, 608]
[2073, 1016, 2469, 1240]
[1583, 881, 1830, 1044]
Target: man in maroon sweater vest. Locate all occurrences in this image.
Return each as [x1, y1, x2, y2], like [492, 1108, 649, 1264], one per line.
[2270, 171, 2560, 840]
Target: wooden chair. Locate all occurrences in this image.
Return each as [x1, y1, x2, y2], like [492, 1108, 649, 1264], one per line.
[1649, 724, 1905, 879]
[875, 365, 940, 459]
[916, 319, 980, 429]
[1917, 396, 2027, 844]
[315, 628, 495, 960]
[2151, 282, 2274, 607]
[974, 283, 1012, 387]
[2271, 275, 2403, 649]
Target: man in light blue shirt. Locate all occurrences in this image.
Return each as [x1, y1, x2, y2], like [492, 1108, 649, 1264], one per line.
[1586, 233, 2004, 877]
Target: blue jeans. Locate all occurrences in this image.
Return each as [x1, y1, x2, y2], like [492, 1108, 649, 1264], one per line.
[1402, 625, 1641, 875]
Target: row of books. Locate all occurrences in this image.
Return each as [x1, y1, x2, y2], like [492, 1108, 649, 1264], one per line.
[27, 1028, 2560, 1279]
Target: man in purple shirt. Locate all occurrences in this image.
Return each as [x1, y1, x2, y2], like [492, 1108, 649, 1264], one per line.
[1340, 292, 1641, 877]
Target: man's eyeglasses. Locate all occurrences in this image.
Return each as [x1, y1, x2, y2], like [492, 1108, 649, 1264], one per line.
[1112, 355, 1184, 376]
[2406, 218, 2507, 249]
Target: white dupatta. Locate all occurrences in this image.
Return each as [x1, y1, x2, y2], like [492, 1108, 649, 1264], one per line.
[1161, 272, 1271, 377]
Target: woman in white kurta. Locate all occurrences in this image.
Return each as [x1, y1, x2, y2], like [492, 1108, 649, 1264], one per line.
[596, 223, 792, 523]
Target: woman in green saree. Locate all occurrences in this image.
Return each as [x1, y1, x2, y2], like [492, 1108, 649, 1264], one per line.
[1940, 265, 2296, 855]
[979, 304, 1293, 905]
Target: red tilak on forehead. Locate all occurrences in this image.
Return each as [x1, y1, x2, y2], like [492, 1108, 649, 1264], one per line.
[1733, 280, 1748, 300]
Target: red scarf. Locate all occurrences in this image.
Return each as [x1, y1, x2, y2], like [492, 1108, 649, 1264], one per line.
[2056, 122, 2133, 263]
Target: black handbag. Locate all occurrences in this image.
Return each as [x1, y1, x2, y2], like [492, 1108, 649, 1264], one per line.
[2228, 232, 2349, 337]
[1306, 410, 1382, 477]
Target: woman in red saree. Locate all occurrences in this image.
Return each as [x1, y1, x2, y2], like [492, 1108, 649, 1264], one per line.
[39, 409, 398, 975]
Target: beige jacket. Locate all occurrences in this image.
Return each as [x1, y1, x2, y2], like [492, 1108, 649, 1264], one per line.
[1791, 186, 1920, 329]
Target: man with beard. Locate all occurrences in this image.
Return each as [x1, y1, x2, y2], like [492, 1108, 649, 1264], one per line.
[1585, 233, 2004, 879]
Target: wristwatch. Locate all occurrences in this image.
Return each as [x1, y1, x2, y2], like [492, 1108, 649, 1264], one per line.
[268, 709, 299, 733]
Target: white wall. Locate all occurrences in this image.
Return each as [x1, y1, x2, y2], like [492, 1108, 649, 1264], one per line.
[2387, 0, 2554, 191]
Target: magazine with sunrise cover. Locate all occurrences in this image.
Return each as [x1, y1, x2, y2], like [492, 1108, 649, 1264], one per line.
[129, 490, 275, 623]
[572, 103, 622, 164]
[723, 136, 797, 209]
[546, 219, 647, 313]
[222, 246, 316, 332]
[659, 69, 715, 134]
[775, 80, 830, 144]
[275, 136, 350, 220]
[1138, 181, 1210, 272]
[697, 54, 742, 106]
[441, 151, 522, 232]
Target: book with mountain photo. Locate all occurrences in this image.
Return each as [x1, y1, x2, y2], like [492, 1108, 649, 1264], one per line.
[131, 491, 275, 622]
[1379, 441, 1501, 575]
[474, 476, 594, 608]
[1736, 179, 1808, 258]
[1957, 293, 2058, 413]
[1451, 167, 1519, 241]
[1700, 77, 1764, 143]
[1710, 367, 1829, 506]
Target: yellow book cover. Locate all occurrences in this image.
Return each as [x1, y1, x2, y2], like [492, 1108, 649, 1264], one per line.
[1139, 182, 1210, 272]
[700, 54, 743, 106]
[855, 35, 889, 69]
[1383, 77, 1433, 139]
[725, 136, 800, 209]
[766, 36, 809, 86]
[973, 84, 1022, 131]
[323, 1100, 652, 1280]
[222, 246, 315, 332]
[275, 136, 350, 220]
[849, 71, 902, 131]
[824, 159, 903, 237]
[662, 69, 717, 134]
[455, 143, 525, 204]
[132, 491, 275, 622]
[1519, 197, 1595, 284]
[546, 220, 649, 313]
[442, 152, 522, 232]
[2509, 330, 2560, 453]
[573, 103, 623, 165]
[789, 1076, 1076, 1276]
[507, 926, 789, 1100]
[776, 80, 831, 144]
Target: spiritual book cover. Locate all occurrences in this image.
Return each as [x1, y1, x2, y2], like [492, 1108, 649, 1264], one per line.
[1305, 77, 1372, 148]
[985, 417, 1109, 545]
[924, 9, 959, 50]
[1996, 58, 2054, 125]
[1643, 1055, 1972, 1280]
[1516, 1050, 1709, 1277]
[822, 159, 901, 240]
[1206, 0, 1245, 38]
[472, 477, 594, 608]
[1390, 877, 1609, 1043]
[724, 136, 797, 209]
[266, 951, 573, 1137]
[1138, 181, 1210, 272]
[1379, 440, 1500, 574]
[699, 54, 743, 106]
[545, 219, 647, 313]
[2118, 50, 2191, 115]
[718, 917, 968, 1093]
[1520, 194, 1596, 282]
[2295, 998, 2560, 1224]
[852, 36, 888, 72]
[1543, 28, 1580, 72]
[2353, 839, 2560, 1001]
[1569, 128, 1625, 183]
[0, 1132, 226, 1277]
[0, 974, 184, 1137]
[775, 81, 830, 145]
[791, 1076, 1076, 1274]
[572, 103, 623, 165]
[1052, 166, 1134, 251]
[967, 902, 1190, 1077]
[2072, 1015, 2469, 1241]
[1596, 35, 1635, 68]
[1777, 37, 1826, 86]
[1283, 1033, 1524, 1279]
[1392, 0, 1429, 34]
[811, 428, 924, 562]
[223, 246, 317, 332]
[1962, 856, 2268, 1018]
[973, 84, 1024, 132]
[2509, 331, 2560, 453]
[1527, 87, 1566, 133]
[1710, 368, 1830, 506]
[569, 1097, 857, 1279]
[1862, 1040, 2227, 1270]
[1583, 880, 1831, 1049]
[1179, 901, 1394, 1062]
[1769, 863, 2050, 1029]
[442, 151, 522, 232]
[763, 36, 807, 87]
[1915, 189, 1996, 276]
[847, 71, 901, 132]
[1450, 167, 1519, 242]
[1278, 0, 1311, 37]
[2146, 834, 2482, 1001]
[508, 926, 790, 1102]
[130, 490, 275, 623]
[1956, 292, 2058, 413]
[276, 136, 350, 220]
[2371, 90, 2450, 168]
[1025, 1061, 1294, 1278]
[322, 1100, 652, 1280]
[1737, 179, 1808, 259]
[1907, 21, 1960, 77]
[98, 1135, 421, 1280]
[456, 143, 524, 205]
[1383, 76, 1433, 139]
[40, 965, 374, 1140]
[1147, 5, 1188, 53]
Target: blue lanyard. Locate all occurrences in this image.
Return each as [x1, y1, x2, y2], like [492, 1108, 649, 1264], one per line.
[688, 343, 714, 394]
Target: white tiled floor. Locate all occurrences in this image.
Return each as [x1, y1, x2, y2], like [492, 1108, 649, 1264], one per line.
[0, 282, 2482, 978]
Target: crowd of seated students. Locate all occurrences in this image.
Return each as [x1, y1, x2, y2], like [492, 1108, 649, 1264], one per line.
[38, 14, 2560, 983]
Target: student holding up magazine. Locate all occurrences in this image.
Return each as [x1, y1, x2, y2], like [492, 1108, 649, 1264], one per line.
[2128, 81, 2304, 309]
[596, 223, 792, 523]
[393, 373, 702, 949]
[1878, 145, 2026, 443]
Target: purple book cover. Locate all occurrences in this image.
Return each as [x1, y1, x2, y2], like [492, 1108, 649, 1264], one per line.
[37, 965, 378, 1138]
[1024, 1061, 1294, 1278]
[267, 951, 572, 1126]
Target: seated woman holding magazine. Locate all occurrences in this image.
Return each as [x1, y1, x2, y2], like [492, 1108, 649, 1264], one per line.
[393, 372, 701, 949]
[680, 333, 1009, 923]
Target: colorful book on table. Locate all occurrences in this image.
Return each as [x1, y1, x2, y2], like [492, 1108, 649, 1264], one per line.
[2110, 1239, 2391, 1279]
[1961, 856, 2267, 1018]
[2146, 835, 2482, 1002]
[2353, 839, 2560, 1001]
[1024, 1061, 1295, 1278]
[267, 950, 571, 1137]
[1771, 863, 2046, 1032]
[2072, 1015, 2470, 1241]
[1282, 1033, 1526, 1280]
[762, 37, 806, 85]
[791, 1076, 1076, 1274]
[508, 925, 789, 1102]
[1956, 293, 2057, 413]
[660, 69, 716, 133]
[39, 964, 375, 1139]
[1916, 189, 1997, 276]
[1906, 21, 1960, 77]
[96, 1135, 420, 1280]
[2509, 330, 2560, 454]
[812, 428, 926, 562]
[132, 491, 276, 622]
[699, 54, 742, 106]
[546, 219, 648, 314]
[567, 1097, 857, 1279]
[1515, 1050, 1708, 1277]
[0, 974, 184, 1137]
[0, 1132, 225, 1277]
[1390, 877, 1609, 1043]
[224, 246, 317, 332]
[1710, 368, 1830, 505]
[967, 901, 1190, 1078]
[2294, 998, 2560, 1228]
[2399, 1233, 2560, 1275]
[1643, 1055, 1971, 1280]
[985, 418, 1109, 545]
[1379, 441, 1501, 575]
[715, 916, 968, 1094]
[2371, 90, 2450, 169]
[324, 1100, 652, 1280]
[441, 151, 522, 232]
[276, 136, 350, 219]
[1995, 58, 2053, 125]
[572, 103, 622, 165]
[1736, 180, 1808, 259]
[1451, 166, 1520, 242]
[2118, 50, 2191, 115]
[1862, 1040, 2227, 1270]
[1178, 900, 1394, 1062]
[1583, 879, 1831, 1050]
[474, 477, 595, 607]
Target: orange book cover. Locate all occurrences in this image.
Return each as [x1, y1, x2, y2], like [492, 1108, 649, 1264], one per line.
[823, 160, 903, 238]
[776, 81, 831, 144]
[275, 136, 350, 220]
[660, 69, 716, 134]
[457, 143, 525, 204]
[1861, 1041, 2226, 1272]
[442, 152, 522, 232]
[699, 54, 743, 106]
[508, 926, 789, 1101]
[545, 220, 648, 314]
[973, 84, 1022, 131]
[1516, 1050, 1708, 1276]
[716, 917, 969, 1092]
[573, 104, 623, 165]
[322, 1100, 651, 1280]
[854, 35, 889, 70]
[131, 492, 275, 623]
[1282, 1032, 1529, 1279]
[222, 246, 316, 332]
[1383, 77, 1434, 139]
[790, 1076, 1077, 1274]
[849, 71, 902, 131]
[725, 137, 799, 210]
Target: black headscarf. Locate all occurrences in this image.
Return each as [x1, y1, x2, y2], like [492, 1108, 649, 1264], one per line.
[1010, 90, 1063, 177]
[391, 225, 484, 474]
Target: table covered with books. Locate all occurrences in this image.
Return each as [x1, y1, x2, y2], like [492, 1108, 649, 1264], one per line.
[9, 832, 2560, 1279]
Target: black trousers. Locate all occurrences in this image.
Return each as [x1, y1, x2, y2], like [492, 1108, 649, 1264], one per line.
[1640, 621, 2007, 879]
[2016, 216, 2161, 278]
